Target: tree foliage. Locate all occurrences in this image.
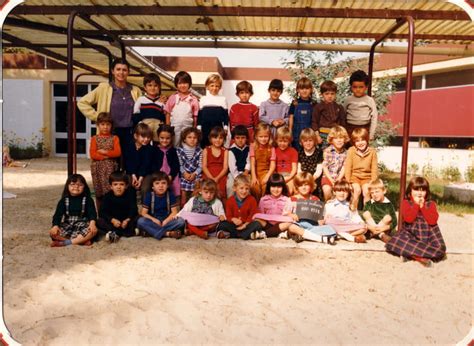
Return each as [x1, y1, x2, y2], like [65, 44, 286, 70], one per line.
[281, 41, 400, 147]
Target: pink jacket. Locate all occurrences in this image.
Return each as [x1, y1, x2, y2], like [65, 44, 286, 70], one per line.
[258, 195, 289, 215]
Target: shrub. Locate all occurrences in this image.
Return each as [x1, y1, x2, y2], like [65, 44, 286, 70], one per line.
[408, 163, 419, 176]
[3, 130, 46, 159]
[422, 162, 438, 180]
[465, 166, 474, 183]
[441, 166, 461, 182]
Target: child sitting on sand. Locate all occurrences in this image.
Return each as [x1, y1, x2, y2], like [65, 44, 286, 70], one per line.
[177, 178, 226, 239]
[216, 174, 262, 240]
[385, 176, 446, 267]
[282, 172, 337, 244]
[96, 171, 139, 243]
[323, 179, 367, 243]
[362, 178, 397, 243]
[137, 172, 185, 240]
[49, 174, 97, 247]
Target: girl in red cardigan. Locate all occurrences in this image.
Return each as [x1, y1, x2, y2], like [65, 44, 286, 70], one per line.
[216, 174, 263, 240]
[385, 176, 446, 267]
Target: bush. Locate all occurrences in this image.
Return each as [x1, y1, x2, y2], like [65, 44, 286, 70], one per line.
[441, 166, 461, 182]
[465, 166, 474, 183]
[422, 163, 438, 180]
[3, 130, 46, 159]
[408, 163, 419, 176]
[8, 142, 44, 160]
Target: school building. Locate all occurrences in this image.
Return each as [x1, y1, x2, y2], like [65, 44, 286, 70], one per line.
[2, 49, 473, 177]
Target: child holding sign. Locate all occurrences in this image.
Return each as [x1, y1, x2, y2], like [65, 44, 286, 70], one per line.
[282, 172, 337, 244]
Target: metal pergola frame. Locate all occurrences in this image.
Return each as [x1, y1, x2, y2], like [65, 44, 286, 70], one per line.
[3, 3, 473, 230]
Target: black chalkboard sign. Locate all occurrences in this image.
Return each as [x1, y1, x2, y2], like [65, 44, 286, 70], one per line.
[295, 199, 324, 223]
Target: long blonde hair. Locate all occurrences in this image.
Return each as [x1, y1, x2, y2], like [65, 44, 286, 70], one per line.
[253, 122, 273, 149]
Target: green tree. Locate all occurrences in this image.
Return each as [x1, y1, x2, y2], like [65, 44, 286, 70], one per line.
[281, 42, 400, 147]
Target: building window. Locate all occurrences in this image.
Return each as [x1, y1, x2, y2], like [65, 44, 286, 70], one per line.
[52, 83, 97, 157]
[425, 69, 474, 89]
[394, 76, 423, 91]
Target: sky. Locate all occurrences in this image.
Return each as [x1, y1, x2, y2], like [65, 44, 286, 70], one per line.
[134, 46, 366, 68]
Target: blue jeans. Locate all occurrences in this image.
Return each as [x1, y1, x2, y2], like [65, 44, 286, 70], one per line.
[137, 217, 185, 240]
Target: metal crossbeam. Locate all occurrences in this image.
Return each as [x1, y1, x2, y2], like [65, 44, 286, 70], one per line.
[11, 6, 471, 21]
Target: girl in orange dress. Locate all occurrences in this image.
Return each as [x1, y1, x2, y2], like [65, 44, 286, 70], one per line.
[202, 126, 229, 202]
[250, 122, 276, 199]
[89, 112, 121, 209]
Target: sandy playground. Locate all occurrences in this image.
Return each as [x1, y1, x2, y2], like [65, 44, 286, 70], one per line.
[2, 157, 473, 345]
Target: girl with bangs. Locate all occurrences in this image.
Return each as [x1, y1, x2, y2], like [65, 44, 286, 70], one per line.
[322, 179, 367, 243]
[385, 177, 446, 267]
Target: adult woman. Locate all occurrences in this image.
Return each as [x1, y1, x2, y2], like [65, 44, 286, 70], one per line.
[78, 58, 141, 153]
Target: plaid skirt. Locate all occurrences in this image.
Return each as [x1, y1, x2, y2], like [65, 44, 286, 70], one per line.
[385, 214, 446, 261]
[59, 217, 90, 239]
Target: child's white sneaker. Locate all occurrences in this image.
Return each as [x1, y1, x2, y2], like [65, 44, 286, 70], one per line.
[258, 231, 267, 239]
[250, 232, 258, 240]
[278, 231, 288, 239]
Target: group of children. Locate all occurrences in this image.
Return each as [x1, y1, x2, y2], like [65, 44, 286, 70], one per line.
[50, 69, 446, 267]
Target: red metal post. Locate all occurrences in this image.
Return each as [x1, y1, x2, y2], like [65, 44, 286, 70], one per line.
[366, 16, 415, 231]
[368, 18, 406, 96]
[398, 16, 415, 230]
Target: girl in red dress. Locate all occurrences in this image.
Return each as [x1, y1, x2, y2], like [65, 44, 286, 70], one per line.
[202, 126, 229, 203]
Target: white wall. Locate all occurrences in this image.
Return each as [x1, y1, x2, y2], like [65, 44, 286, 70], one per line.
[222, 80, 293, 106]
[2, 79, 44, 146]
[378, 146, 473, 180]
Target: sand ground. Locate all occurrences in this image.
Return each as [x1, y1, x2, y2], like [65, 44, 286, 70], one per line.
[2, 158, 473, 345]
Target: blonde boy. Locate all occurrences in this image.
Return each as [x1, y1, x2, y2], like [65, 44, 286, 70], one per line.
[321, 126, 349, 201]
[362, 179, 397, 243]
[197, 73, 229, 148]
[274, 126, 298, 195]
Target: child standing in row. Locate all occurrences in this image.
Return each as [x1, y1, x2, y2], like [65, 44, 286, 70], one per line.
[197, 74, 228, 148]
[321, 126, 349, 201]
[124, 123, 154, 198]
[274, 127, 298, 195]
[153, 125, 181, 201]
[217, 174, 262, 240]
[250, 122, 276, 198]
[178, 179, 226, 239]
[165, 71, 199, 147]
[259, 79, 289, 136]
[49, 174, 97, 247]
[323, 179, 367, 243]
[97, 171, 138, 243]
[202, 127, 229, 201]
[289, 77, 315, 151]
[176, 127, 203, 206]
[386, 177, 446, 267]
[227, 125, 251, 197]
[133, 73, 166, 141]
[229, 81, 259, 143]
[343, 70, 378, 139]
[312, 80, 346, 145]
[89, 112, 121, 209]
[137, 172, 185, 240]
[344, 127, 378, 209]
[362, 178, 397, 242]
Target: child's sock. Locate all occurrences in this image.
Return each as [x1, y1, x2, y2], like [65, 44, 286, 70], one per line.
[50, 239, 72, 247]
